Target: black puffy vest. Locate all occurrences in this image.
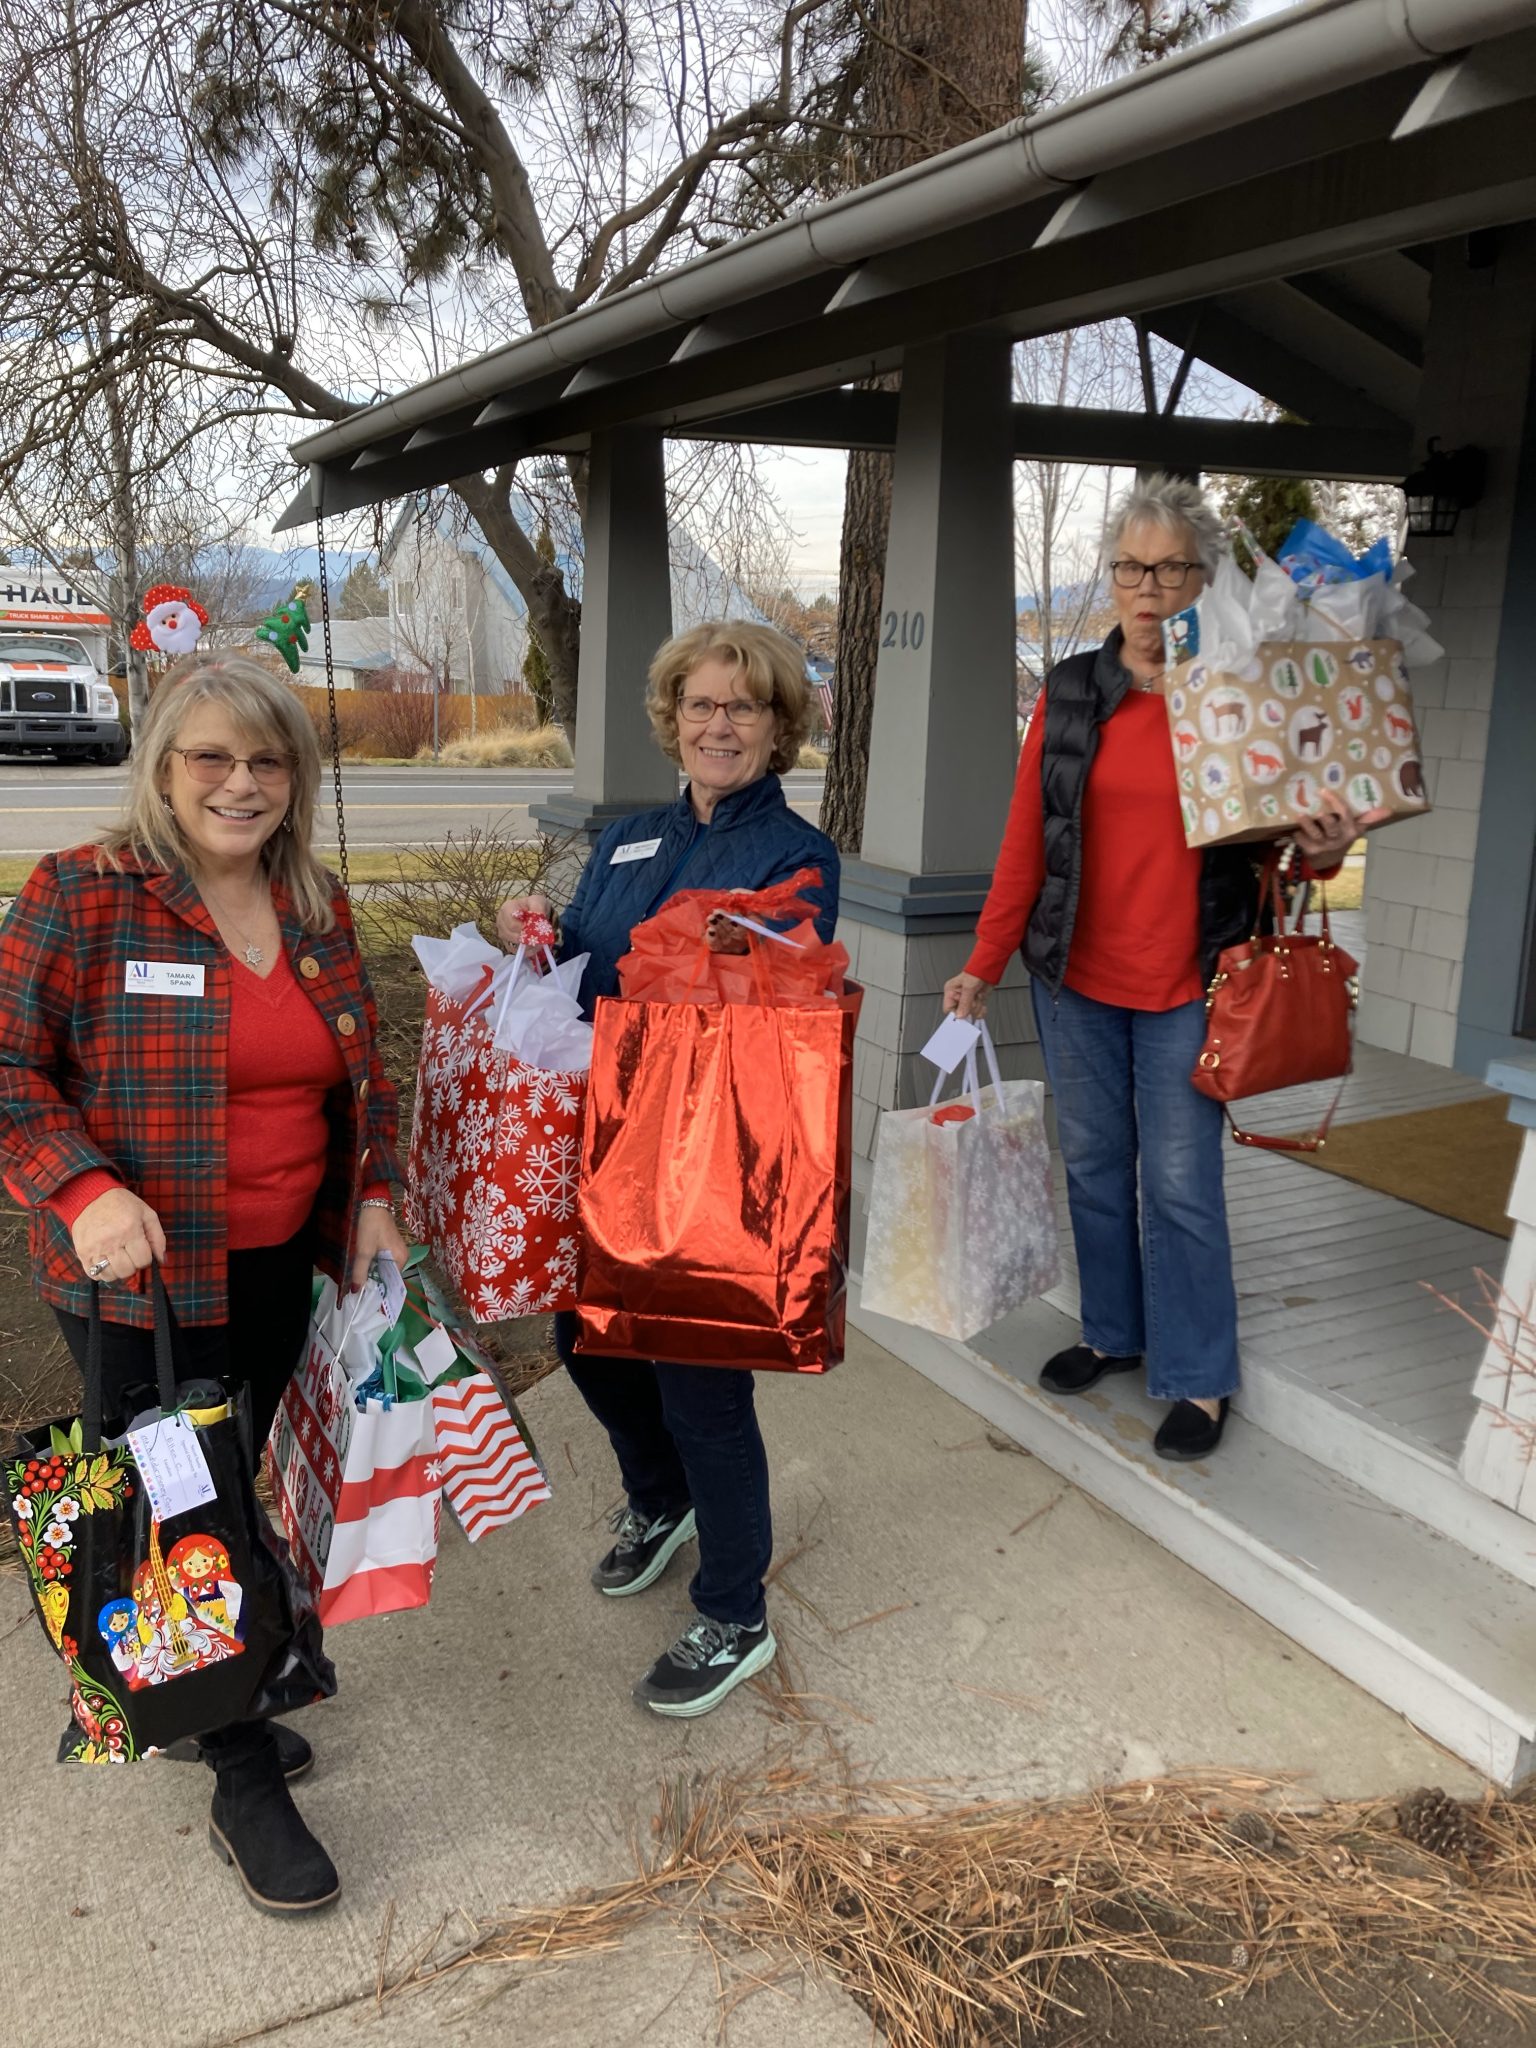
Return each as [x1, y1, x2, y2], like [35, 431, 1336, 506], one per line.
[1023, 630, 1262, 998]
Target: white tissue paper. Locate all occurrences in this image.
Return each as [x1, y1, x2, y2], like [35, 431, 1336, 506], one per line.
[413, 922, 593, 1074]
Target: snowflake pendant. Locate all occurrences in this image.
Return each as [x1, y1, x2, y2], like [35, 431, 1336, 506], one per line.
[243, 943, 264, 968]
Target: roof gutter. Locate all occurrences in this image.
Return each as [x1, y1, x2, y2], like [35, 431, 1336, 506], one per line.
[287, 0, 1534, 484]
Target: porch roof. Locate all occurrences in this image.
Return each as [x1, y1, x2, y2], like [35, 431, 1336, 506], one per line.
[278, 0, 1536, 530]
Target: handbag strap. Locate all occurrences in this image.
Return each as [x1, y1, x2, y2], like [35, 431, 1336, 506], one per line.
[83, 1265, 176, 1453]
[1224, 1071, 1349, 1155]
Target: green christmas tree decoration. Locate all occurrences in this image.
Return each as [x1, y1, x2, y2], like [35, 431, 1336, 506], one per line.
[255, 593, 312, 673]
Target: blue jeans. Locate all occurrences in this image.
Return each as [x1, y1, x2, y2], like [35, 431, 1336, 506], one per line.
[555, 1313, 772, 1628]
[1031, 984, 1240, 1403]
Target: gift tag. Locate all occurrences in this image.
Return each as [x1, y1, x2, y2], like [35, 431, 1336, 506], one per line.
[127, 1413, 218, 1521]
[920, 1013, 981, 1076]
[373, 1249, 408, 1327]
[413, 1321, 458, 1381]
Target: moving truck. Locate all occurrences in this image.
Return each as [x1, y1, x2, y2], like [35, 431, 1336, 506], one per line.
[0, 573, 128, 763]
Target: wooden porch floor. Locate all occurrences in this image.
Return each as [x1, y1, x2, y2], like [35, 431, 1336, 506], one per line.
[1043, 981, 1508, 1468]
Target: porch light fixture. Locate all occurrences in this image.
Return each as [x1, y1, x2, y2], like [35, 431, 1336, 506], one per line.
[1402, 439, 1486, 538]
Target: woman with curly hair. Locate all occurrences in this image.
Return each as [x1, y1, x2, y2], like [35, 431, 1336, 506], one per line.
[498, 620, 837, 1719]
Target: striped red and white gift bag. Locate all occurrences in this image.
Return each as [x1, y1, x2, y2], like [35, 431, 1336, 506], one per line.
[431, 1371, 551, 1543]
[267, 1322, 442, 1626]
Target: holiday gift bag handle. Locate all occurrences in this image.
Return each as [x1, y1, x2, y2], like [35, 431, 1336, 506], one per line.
[927, 1020, 1006, 1118]
[83, 1263, 176, 1454]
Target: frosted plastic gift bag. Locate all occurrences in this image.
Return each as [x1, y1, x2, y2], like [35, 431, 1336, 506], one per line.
[860, 1026, 1058, 1343]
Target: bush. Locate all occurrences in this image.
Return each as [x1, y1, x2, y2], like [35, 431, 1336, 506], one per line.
[798, 741, 829, 769]
[352, 827, 585, 955]
[290, 685, 541, 759]
[436, 726, 574, 768]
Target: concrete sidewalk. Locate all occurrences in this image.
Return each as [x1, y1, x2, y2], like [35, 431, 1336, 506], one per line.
[0, 1328, 1481, 2048]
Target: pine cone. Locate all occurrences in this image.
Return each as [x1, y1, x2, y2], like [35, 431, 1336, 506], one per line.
[1396, 1787, 1476, 1861]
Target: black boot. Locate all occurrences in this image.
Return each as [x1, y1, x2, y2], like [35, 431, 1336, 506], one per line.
[186, 1719, 314, 1780]
[204, 1722, 340, 1915]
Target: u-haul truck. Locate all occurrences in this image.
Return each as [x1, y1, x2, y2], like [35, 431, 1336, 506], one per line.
[0, 574, 128, 763]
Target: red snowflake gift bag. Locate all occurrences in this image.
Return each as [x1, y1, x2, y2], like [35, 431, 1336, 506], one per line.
[406, 920, 590, 1323]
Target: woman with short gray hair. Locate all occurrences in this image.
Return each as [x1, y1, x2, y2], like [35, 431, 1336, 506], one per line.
[945, 474, 1355, 1461]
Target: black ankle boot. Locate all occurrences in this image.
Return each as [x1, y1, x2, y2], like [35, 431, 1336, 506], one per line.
[204, 1723, 340, 1915]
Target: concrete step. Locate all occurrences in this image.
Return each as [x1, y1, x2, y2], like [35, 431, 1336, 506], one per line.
[851, 1286, 1536, 1787]
[1042, 1234, 1536, 1596]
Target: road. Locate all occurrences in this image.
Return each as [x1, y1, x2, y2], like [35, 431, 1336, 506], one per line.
[0, 762, 828, 857]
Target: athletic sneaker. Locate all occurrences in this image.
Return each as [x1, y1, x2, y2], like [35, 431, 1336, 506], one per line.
[591, 1503, 697, 1597]
[632, 1615, 777, 1718]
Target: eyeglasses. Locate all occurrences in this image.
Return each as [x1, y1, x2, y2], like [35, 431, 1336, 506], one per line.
[170, 746, 295, 785]
[676, 694, 773, 727]
[1109, 557, 1200, 590]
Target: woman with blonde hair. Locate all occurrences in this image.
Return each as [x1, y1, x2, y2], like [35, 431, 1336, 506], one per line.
[0, 652, 407, 1915]
[498, 619, 838, 1719]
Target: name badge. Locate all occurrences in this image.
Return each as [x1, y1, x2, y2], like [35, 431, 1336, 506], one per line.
[610, 837, 663, 866]
[125, 960, 206, 997]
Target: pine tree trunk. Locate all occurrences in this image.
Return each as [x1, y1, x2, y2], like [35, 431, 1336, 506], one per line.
[823, 1, 1028, 855]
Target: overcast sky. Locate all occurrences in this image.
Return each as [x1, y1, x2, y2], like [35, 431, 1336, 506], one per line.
[762, 0, 1304, 590]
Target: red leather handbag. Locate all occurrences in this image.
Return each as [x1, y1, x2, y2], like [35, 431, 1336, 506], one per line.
[1191, 861, 1358, 1152]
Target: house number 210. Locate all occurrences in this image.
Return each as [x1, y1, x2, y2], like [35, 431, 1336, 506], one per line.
[881, 608, 926, 650]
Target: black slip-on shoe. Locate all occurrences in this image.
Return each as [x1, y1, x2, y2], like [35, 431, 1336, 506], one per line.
[632, 1616, 777, 1718]
[592, 1503, 697, 1597]
[1039, 1343, 1143, 1395]
[1154, 1397, 1231, 1462]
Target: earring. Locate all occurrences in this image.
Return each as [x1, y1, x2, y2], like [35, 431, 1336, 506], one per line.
[281, 810, 294, 833]
[160, 794, 175, 816]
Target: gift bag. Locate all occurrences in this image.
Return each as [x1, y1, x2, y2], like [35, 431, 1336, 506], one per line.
[1166, 637, 1429, 848]
[4, 1272, 334, 1764]
[267, 1284, 441, 1626]
[431, 1371, 551, 1542]
[860, 1027, 1059, 1342]
[406, 922, 589, 1324]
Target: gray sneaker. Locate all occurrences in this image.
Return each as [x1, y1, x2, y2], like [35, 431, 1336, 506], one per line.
[591, 1503, 697, 1597]
[632, 1615, 777, 1718]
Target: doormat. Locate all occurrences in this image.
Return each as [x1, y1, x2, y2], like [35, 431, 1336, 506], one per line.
[1282, 1093, 1519, 1239]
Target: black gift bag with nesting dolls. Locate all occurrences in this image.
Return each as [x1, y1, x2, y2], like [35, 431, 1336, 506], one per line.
[3, 1269, 334, 1763]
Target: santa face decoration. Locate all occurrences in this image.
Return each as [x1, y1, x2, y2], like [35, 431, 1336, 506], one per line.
[129, 584, 208, 657]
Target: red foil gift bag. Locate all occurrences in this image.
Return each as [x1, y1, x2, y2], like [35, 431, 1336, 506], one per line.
[576, 995, 857, 1371]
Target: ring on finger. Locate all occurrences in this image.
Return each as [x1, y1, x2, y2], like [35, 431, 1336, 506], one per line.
[87, 1255, 111, 1277]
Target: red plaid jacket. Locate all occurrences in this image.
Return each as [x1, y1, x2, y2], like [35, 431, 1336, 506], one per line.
[0, 846, 401, 1327]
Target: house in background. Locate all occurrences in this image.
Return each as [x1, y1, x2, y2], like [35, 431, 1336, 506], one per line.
[381, 492, 765, 698]
[293, 615, 394, 691]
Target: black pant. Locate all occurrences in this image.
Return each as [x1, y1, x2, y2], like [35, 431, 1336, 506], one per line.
[556, 1312, 772, 1629]
[53, 1232, 315, 1473]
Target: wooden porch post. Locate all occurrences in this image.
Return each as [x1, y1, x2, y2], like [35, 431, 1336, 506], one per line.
[839, 332, 1030, 1173]
[533, 426, 678, 841]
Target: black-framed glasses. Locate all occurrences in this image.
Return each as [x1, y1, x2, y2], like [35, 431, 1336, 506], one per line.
[1109, 557, 1200, 590]
[676, 694, 773, 727]
[170, 746, 295, 785]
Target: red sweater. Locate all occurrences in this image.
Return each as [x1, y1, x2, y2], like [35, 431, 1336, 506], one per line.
[52, 946, 386, 1250]
[967, 687, 1208, 1012]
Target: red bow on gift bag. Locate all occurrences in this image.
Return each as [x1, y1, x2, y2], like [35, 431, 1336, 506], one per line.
[577, 870, 861, 1374]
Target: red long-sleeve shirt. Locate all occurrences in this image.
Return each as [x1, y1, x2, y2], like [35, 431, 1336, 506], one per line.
[967, 687, 1207, 1011]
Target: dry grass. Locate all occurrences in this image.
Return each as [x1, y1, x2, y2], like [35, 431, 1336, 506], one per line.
[436, 726, 574, 768]
[367, 1763, 1536, 2043]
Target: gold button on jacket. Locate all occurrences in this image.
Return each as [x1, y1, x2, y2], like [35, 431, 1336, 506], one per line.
[337, 1012, 357, 1037]
[299, 956, 321, 980]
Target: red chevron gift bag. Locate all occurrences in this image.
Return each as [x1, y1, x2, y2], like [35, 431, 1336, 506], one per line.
[430, 1371, 551, 1543]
